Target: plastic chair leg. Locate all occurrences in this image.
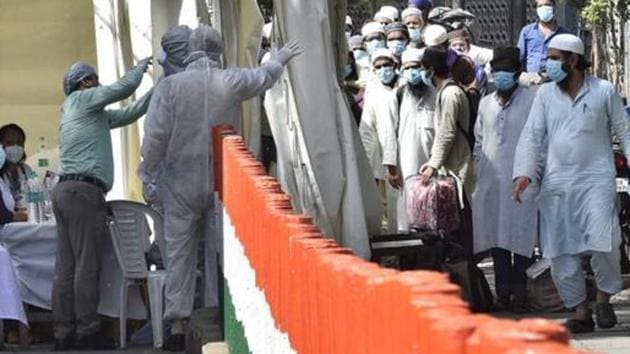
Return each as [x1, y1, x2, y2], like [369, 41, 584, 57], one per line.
[120, 282, 129, 349]
[148, 273, 166, 349]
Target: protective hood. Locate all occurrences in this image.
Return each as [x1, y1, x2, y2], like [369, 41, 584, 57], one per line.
[62, 62, 97, 96]
[186, 25, 224, 64]
[159, 25, 193, 76]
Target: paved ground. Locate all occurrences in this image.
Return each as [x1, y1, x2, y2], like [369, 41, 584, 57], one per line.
[483, 262, 630, 354]
[4, 268, 630, 354]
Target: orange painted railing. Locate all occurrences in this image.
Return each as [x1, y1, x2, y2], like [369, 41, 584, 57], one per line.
[213, 126, 585, 354]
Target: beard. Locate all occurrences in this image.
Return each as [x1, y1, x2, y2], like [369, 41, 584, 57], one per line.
[409, 80, 427, 96]
[556, 62, 572, 91]
[557, 71, 571, 91]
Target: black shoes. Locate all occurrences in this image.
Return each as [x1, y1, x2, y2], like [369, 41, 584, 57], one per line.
[595, 303, 618, 329]
[491, 296, 531, 313]
[75, 332, 116, 351]
[53, 335, 76, 351]
[564, 303, 618, 334]
[163, 333, 186, 352]
[491, 296, 511, 312]
[564, 317, 596, 334]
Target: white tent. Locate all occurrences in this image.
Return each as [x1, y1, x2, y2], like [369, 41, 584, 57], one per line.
[214, 0, 381, 258]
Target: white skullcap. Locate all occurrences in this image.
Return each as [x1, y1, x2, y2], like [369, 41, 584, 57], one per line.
[371, 48, 395, 65]
[402, 48, 424, 64]
[402, 7, 423, 20]
[423, 24, 448, 46]
[380, 5, 400, 20]
[548, 34, 585, 55]
[346, 15, 353, 27]
[262, 22, 273, 39]
[362, 22, 385, 37]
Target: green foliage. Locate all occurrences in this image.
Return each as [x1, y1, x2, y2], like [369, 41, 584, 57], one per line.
[581, 0, 609, 29]
[581, 0, 630, 29]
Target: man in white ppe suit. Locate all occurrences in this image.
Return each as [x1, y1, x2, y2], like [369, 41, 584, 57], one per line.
[387, 48, 436, 231]
[359, 48, 399, 232]
[513, 34, 630, 333]
[138, 25, 302, 351]
[473, 47, 538, 313]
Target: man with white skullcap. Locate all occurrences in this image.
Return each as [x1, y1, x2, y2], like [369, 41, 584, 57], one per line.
[359, 48, 400, 232]
[423, 24, 448, 48]
[374, 5, 400, 26]
[362, 22, 387, 57]
[513, 34, 630, 333]
[401, 7, 426, 48]
[384, 47, 437, 231]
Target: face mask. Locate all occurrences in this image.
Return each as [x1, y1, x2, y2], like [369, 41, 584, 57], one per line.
[377, 66, 396, 84]
[354, 49, 369, 64]
[492, 71, 517, 91]
[420, 69, 434, 88]
[408, 28, 422, 43]
[344, 64, 354, 79]
[0, 147, 5, 170]
[537, 5, 554, 23]
[546, 59, 568, 83]
[345, 31, 352, 40]
[4, 145, 24, 163]
[388, 40, 407, 57]
[404, 68, 423, 86]
[366, 39, 386, 55]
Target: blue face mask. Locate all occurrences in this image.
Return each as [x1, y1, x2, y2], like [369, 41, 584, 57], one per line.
[388, 40, 407, 56]
[344, 64, 354, 78]
[366, 39, 386, 55]
[354, 49, 369, 64]
[492, 71, 517, 91]
[420, 69, 434, 88]
[377, 66, 396, 84]
[408, 28, 422, 43]
[537, 5, 554, 23]
[545, 59, 568, 83]
[404, 68, 423, 86]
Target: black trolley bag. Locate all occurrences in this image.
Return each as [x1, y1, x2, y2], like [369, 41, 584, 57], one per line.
[370, 230, 493, 313]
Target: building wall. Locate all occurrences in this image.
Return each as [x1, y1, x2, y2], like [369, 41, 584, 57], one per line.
[0, 0, 97, 157]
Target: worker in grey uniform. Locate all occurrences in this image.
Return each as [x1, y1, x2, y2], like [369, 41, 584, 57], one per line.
[138, 24, 302, 351]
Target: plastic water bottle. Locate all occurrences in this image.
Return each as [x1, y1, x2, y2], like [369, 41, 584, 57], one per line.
[26, 173, 44, 223]
[42, 173, 56, 222]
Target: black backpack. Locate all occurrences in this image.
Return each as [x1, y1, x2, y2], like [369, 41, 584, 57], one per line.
[437, 81, 479, 150]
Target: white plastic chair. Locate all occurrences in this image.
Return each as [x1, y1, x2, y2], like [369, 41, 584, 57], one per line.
[107, 200, 167, 349]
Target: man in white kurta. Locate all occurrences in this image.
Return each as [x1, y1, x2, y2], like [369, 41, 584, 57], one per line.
[359, 48, 399, 232]
[473, 47, 538, 312]
[513, 34, 630, 333]
[386, 48, 436, 231]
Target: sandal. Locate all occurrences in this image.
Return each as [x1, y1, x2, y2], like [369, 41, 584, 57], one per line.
[563, 317, 595, 334]
[595, 303, 617, 329]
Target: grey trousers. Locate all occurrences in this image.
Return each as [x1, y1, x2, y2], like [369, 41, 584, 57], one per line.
[51, 181, 108, 339]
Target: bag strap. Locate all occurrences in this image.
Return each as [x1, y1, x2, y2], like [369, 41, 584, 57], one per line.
[437, 81, 474, 148]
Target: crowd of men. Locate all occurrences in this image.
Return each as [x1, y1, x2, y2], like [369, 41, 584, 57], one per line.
[43, 0, 630, 351]
[346, 0, 630, 335]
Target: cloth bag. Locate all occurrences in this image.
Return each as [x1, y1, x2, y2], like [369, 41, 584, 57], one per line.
[404, 174, 461, 232]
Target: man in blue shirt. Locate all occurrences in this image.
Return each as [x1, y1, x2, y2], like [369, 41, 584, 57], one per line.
[52, 58, 152, 350]
[517, 0, 569, 83]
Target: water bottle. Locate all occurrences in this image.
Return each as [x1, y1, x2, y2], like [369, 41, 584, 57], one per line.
[43, 174, 55, 222]
[26, 173, 43, 223]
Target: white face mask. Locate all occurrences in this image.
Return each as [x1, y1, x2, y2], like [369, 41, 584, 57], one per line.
[4, 145, 24, 163]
